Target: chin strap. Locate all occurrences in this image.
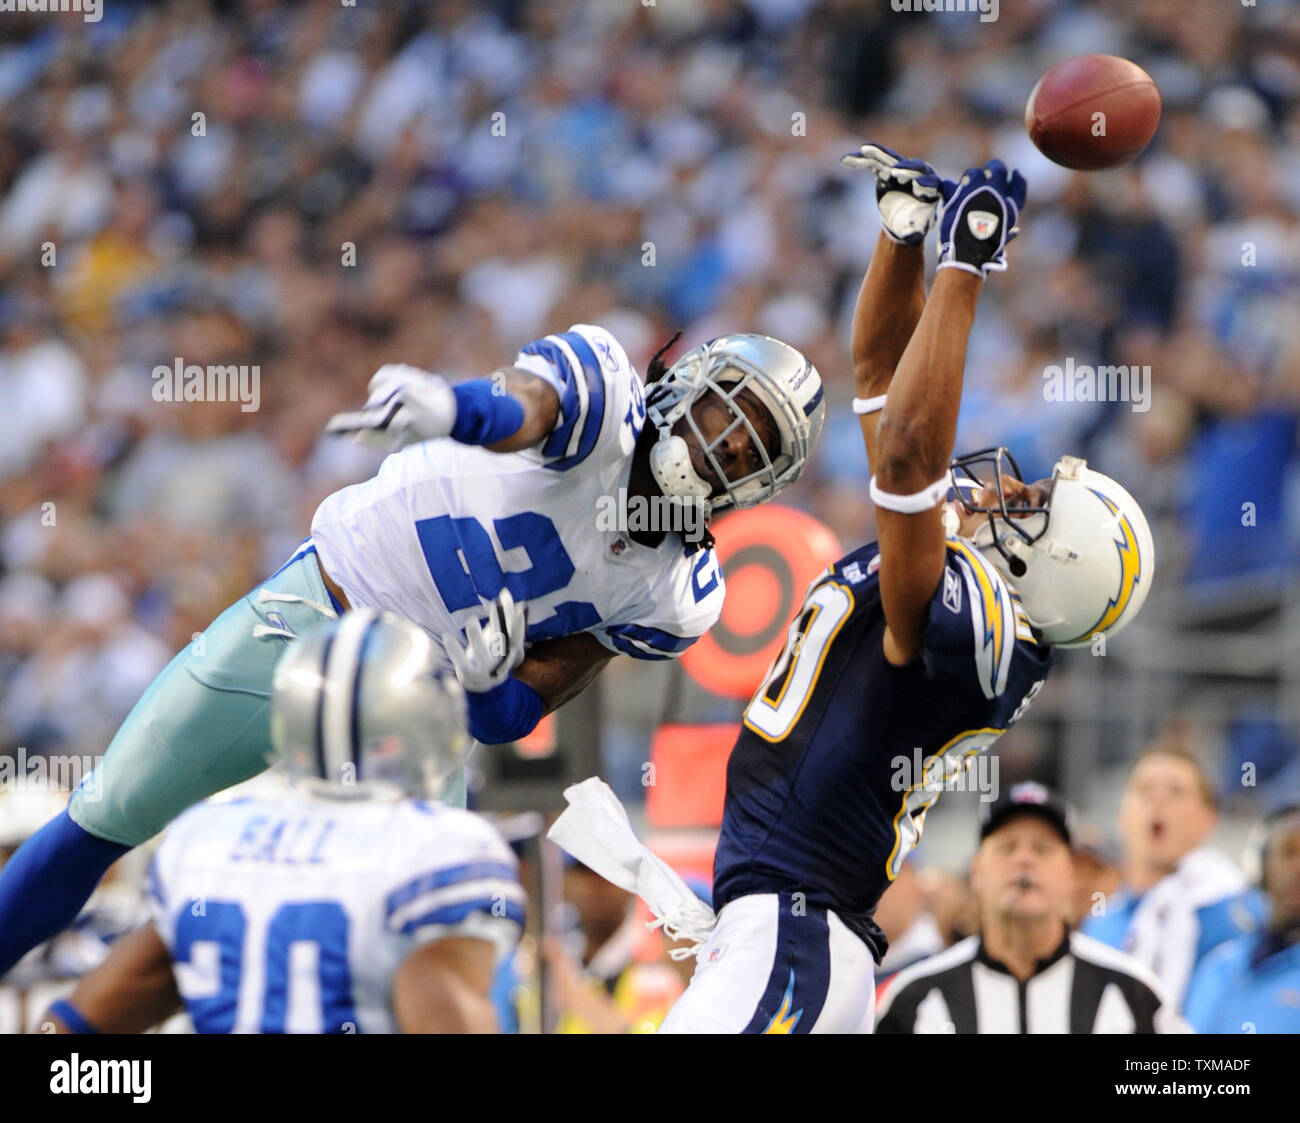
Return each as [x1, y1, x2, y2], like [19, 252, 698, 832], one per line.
[649, 433, 713, 515]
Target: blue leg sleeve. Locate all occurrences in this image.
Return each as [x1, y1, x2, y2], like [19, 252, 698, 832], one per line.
[0, 809, 131, 977]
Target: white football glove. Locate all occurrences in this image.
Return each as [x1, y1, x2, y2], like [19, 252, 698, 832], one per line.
[841, 142, 942, 246]
[446, 589, 528, 694]
[325, 363, 458, 448]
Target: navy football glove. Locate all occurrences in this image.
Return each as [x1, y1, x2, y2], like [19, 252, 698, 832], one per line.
[841, 142, 942, 246]
[935, 160, 1028, 278]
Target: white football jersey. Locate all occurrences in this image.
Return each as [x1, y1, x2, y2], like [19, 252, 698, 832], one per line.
[148, 794, 524, 1034]
[310, 324, 726, 662]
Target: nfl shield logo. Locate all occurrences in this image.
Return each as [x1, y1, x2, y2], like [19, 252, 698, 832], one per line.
[966, 210, 999, 240]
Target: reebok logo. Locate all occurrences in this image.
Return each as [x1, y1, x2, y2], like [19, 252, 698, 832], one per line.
[943, 568, 963, 613]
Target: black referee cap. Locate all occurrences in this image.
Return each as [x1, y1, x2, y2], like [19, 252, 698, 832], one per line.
[979, 781, 1075, 846]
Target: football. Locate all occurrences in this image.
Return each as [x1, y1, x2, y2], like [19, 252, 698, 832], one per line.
[1025, 54, 1162, 170]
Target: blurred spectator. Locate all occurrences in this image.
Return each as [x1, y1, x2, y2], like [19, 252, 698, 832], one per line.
[1183, 805, 1300, 1034]
[877, 783, 1186, 1034]
[917, 865, 979, 948]
[544, 860, 638, 1034]
[1082, 739, 1268, 1010]
[873, 857, 946, 985]
[542, 861, 706, 1033]
[0, 788, 142, 1033]
[1069, 824, 1122, 928]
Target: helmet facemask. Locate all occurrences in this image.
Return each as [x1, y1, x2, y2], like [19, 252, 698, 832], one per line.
[948, 448, 1155, 648]
[947, 446, 1052, 579]
[646, 343, 803, 519]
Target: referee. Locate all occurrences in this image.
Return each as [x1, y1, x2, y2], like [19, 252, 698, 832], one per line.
[875, 782, 1188, 1033]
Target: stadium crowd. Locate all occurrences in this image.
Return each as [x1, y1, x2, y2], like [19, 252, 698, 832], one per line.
[0, 0, 1297, 1032]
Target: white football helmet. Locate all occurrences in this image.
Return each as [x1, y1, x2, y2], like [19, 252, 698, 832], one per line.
[645, 333, 825, 519]
[949, 449, 1154, 648]
[269, 610, 471, 800]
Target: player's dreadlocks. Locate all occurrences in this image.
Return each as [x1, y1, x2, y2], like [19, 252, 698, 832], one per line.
[645, 329, 682, 384]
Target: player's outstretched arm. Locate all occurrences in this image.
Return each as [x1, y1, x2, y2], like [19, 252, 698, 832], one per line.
[393, 936, 499, 1033]
[44, 923, 182, 1034]
[841, 143, 939, 470]
[873, 161, 1026, 666]
[325, 361, 560, 453]
[853, 237, 927, 472]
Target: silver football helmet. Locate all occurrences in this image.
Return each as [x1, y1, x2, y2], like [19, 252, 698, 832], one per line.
[269, 610, 470, 800]
[646, 333, 825, 519]
[948, 448, 1155, 648]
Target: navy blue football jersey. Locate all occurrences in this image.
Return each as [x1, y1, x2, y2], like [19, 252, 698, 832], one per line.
[712, 538, 1054, 961]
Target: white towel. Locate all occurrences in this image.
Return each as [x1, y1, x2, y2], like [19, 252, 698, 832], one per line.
[546, 777, 717, 959]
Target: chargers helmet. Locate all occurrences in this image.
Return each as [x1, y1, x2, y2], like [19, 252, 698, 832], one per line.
[948, 448, 1155, 648]
[645, 333, 825, 519]
[269, 610, 470, 799]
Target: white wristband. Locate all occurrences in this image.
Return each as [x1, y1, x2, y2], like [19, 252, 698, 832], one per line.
[936, 259, 986, 279]
[852, 394, 888, 415]
[869, 473, 950, 513]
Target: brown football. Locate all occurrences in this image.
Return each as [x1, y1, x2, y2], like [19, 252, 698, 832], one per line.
[1025, 54, 1162, 171]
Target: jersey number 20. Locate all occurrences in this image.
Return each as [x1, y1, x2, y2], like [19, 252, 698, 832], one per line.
[743, 582, 854, 741]
[173, 900, 358, 1033]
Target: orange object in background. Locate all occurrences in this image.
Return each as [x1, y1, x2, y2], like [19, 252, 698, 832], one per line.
[680, 505, 841, 699]
[646, 723, 736, 829]
[515, 712, 557, 757]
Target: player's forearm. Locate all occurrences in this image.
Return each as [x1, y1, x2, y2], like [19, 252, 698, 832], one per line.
[852, 233, 927, 398]
[479, 368, 561, 452]
[48, 924, 182, 1033]
[874, 268, 982, 491]
[514, 632, 614, 715]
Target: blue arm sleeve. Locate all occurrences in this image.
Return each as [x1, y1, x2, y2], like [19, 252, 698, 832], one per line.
[48, 998, 101, 1034]
[466, 675, 546, 745]
[450, 380, 527, 446]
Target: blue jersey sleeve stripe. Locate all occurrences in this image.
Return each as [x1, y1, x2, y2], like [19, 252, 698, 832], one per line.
[398, 897, 527, 935]
[605, 622, 696, 653]
[537, 333, 608, 472]
[520, 340, 583, 454]
[520, 333, 608, 469]
[384, 860, 518, 916]
[555, 332, 606, 465]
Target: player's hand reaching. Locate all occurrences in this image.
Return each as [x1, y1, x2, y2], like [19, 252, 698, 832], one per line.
[447, 589, 528, 695]
[934, 159, 1027, 278]
[841, 142, 942, 246]
[325, 363, 458, 447]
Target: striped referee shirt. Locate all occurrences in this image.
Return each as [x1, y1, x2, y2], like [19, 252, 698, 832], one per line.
[875, 929, 1189, 1033]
